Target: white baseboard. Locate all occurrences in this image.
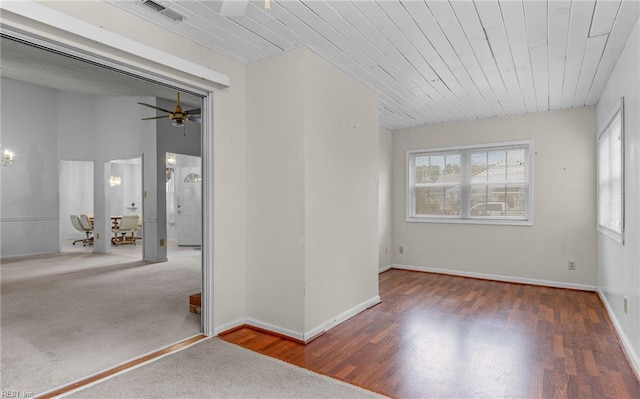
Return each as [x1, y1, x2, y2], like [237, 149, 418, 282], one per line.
[304, 295, 381, 341]
[213, 316, 305, 342]
[1, 250, 60, 260]
[378, 265, 392, 273]
[597, 289, 640, 380]
[219, 295, 382, 343]
[245, 318, 305, 342]
[392, 264, 597, 291]
[143, 257, 168, 263]
[213, 318, 246, 336]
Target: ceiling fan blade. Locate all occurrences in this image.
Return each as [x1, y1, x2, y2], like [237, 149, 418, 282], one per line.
[142, 115, 169, 120]
[189, 116, 202, 123]
[185, 108, 201, 115]
[137, 102, 173, 114]
[220, 0, 248, 16]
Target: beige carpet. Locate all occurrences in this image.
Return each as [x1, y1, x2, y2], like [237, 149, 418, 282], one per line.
[1, 247, 201, 394]
[68, 338, 386, 398]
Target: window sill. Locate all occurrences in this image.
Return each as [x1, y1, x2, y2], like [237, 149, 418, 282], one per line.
[598, 226, 624, 244]
[406, 216, 533, 226]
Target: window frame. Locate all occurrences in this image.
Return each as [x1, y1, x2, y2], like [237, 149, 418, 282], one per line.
[597, 98, 625, 244]
[406, 140, 534, 226]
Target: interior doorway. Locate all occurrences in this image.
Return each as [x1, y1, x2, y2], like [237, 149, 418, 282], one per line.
[108, 156, 143, 254]
[59, 160, 94, 250]
[1, 33, 211, 395]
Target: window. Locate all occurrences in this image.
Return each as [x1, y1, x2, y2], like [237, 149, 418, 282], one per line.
[598, 102, 624, 243]
[407, 141, 532, 224]
[184, 173, 202, 183]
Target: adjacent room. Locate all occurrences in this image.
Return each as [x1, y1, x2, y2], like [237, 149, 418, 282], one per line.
[1, 1, 639, 398]
[0, 36, 204, 392]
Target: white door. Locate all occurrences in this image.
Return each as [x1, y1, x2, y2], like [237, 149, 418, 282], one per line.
[176, 165, 202, 246]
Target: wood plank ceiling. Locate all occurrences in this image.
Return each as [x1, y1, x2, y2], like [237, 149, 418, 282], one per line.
[107, 0, 640, 130]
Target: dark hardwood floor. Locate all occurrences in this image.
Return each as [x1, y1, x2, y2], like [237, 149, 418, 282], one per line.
[221, 269, 640, 398]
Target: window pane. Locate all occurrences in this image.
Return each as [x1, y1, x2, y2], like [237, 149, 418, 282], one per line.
[505, 184, 526, 217]
[415, 155, 444, 184]
[414, 156, 430, 184]
[470, 186, 488, 215]
[415, 154, 461, 185]
[442, 154, 461, 183]
[415, 186, 443, 216]
[507, 149, 526, 182]
[470, 153, 488, 183]
[487, 151, 506, 183]
[444, 186, 461, 215]
[471, 184, 524, 218]
[415, 185, 461, 216]
[469, 184, 507, 217]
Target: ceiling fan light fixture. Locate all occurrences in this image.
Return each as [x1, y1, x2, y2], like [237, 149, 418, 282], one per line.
[138, 91, 201, 128]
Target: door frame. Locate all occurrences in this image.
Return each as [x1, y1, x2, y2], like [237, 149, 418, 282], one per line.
[1, 5, 218, 336]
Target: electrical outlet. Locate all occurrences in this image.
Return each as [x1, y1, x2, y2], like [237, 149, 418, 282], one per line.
[568, 261, 576, 270]
[160, 239, 165, 247]
[624, 297, 628, 314]
[399, 246, 404, 254]
[96, 233, 100, 240]
[384, 246, 388, 254]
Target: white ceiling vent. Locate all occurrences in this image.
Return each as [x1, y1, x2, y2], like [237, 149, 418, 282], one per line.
[140, 0, 184, 22]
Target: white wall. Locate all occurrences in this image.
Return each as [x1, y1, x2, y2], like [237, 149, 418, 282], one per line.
[245, 47, 379, 338]
[0, 78, 59, 257]
[597, 16, 640, 373]
[1, 82, 156, 257]
[378, 127, 393, 271]
[245, 48, 306, 333]
[303, 49, 379, 333]
[392, 107, 598, 288]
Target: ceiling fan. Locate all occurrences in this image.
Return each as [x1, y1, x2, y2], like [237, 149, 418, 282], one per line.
[138, 92, 201, 127]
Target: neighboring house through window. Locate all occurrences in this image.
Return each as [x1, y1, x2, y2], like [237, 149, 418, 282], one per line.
[407, 140, 533, 225]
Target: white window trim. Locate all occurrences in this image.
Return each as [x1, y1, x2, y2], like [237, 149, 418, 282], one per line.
[597, 98, 625, 244]
[406, 140, 534, 226]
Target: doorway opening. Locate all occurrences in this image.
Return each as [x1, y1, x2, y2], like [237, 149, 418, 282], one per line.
[59, 160, 94, 251]
[1, 32, 212, 395]
[108, 156, 143, 256]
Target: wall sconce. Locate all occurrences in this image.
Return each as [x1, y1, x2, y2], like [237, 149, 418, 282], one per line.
[166, 153, 177, 166]
[166, 153, 176, 181]
[1, 149, 15, 166]
[109, 175, 122, 187]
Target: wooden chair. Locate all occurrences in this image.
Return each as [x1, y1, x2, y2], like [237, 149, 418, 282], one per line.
[112, 215, 139, 246]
